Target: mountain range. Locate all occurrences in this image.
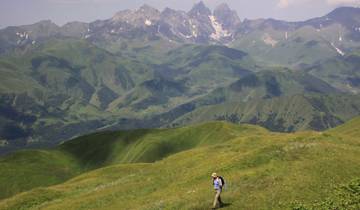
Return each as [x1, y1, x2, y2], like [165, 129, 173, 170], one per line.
[1, 2, 360, 154]
[2, 3, 360, 62]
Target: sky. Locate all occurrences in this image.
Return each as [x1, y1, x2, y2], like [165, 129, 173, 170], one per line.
[0, 0, 360, 28]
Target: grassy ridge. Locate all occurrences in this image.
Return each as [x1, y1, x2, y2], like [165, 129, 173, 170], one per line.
[0, 118, 359, 209]
[0, 122, 264, 199]
[171, 94, 360, 132]
[59, 122, 264, 167]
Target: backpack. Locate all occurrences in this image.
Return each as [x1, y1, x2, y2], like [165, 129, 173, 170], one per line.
[219, 176, 225, 188]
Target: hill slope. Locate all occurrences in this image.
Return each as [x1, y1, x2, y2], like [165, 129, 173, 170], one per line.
[0, 122, 264, 199]
[0, 118, 359, 209]
[170, 94, 360, 132]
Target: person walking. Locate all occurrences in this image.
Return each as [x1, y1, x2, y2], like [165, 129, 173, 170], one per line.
[211, 172, 224, 209]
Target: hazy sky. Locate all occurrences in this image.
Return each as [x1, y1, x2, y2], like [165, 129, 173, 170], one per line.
[1, 0, 360, 28]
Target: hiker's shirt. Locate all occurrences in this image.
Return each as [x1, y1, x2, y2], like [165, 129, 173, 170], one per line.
[213, 178, 222, 191]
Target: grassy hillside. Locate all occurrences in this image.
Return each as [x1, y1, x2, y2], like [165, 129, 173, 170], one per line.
[170, 94, 360, 132]
[307, 51, 360, 94]
[0, 118, 359, 209]
[0, 122, 264, 199]
[0, 150, 82, 200]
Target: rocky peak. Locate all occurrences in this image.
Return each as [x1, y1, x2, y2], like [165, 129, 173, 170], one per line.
[188, 1, 212, 18]
[326, 7, 360, 25]
[136, 4, 161, 22]
[20, 20, 60, 38]
[161, 7, 189, 23]
[162, 7, 176, 16]
[161, 7, 184, 18]
[301, 6, 360, 31]
[328, 7, 360, 18]
[214, 3, 231, 14]
[213, 3, 241, 30]
[111, 4, 160, 27]
[112, 10, 134, 22]
[138, 4, 160, 15]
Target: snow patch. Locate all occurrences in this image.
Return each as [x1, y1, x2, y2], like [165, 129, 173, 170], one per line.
[192, 30, 198, 38]
[263, 33, 278, 47]
[179, 32, 193, 39]
[32, 40, 36, 45]
[285, 32, 288, 40]
[16, 32, 28, 39]
[316, 24, 323, 32]
[209, 15, 231, 40]
[15, 32, 30, 45]
[85, 34, 91, 39]
[331, 42, 345, 56]
[145, 19, 152, 26]
[339, 36, 342, 42]
[189, 20, 197, 30]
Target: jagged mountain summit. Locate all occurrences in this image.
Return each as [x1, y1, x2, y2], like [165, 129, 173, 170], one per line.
[1, 2, 360, 63]
[0, 1, 242, 54]
[86, 1, 240, 44]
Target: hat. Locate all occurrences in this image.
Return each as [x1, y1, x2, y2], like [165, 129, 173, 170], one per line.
[211, 172, 217, 178]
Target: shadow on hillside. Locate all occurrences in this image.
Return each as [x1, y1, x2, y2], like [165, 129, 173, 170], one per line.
[219, 203, 232, 208]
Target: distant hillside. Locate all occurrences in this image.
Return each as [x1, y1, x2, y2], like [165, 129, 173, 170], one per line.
[0, 118, 359, 209]
[0, 41, 262, 154]
[306, 51, 360, 93]
[170, 94, 360, 132]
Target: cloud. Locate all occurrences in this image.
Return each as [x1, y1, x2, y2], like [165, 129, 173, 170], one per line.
[277, 0, 290, 8]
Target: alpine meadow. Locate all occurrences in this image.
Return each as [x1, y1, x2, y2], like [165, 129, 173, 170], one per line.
[0, 1, 360, 209]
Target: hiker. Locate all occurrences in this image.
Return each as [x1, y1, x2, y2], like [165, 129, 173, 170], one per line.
[211, 172, 224, 209]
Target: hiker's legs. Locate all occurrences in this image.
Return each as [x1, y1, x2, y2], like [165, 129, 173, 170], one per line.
[218, 194, 223, 204]
[213, 190, 221, 208]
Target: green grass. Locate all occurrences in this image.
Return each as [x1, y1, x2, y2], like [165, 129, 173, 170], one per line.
[0, 122, 264, 200]
[172, 94, 360, 132]
[0, 118, 359, 209]
[0, 150, 82, 200]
